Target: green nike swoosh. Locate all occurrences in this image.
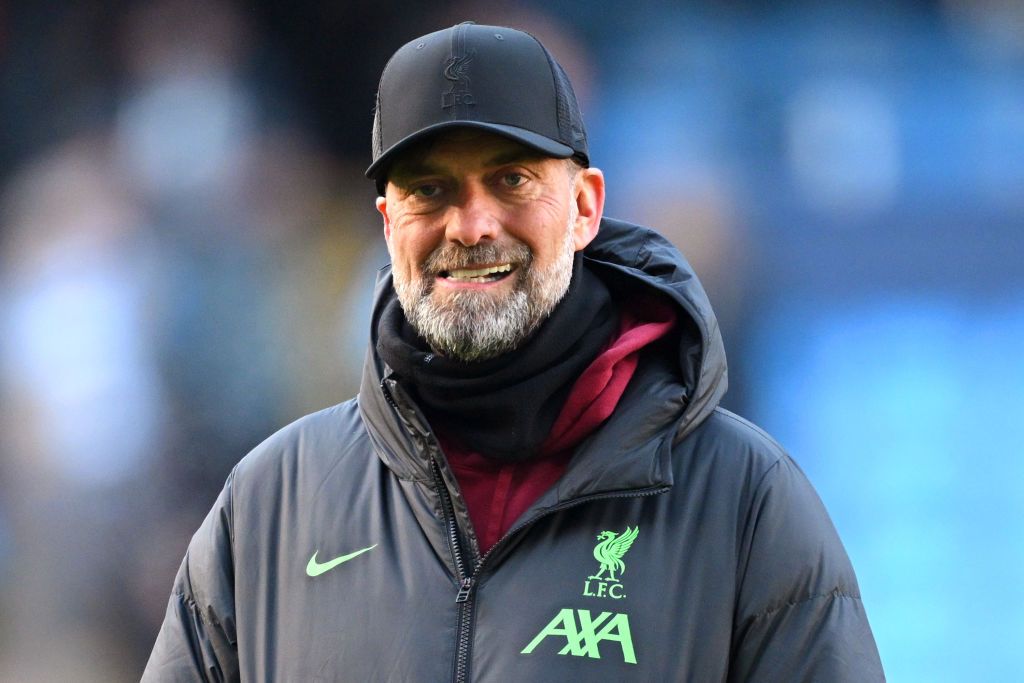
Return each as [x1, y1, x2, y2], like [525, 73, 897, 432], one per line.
[306, 544, 378, 577]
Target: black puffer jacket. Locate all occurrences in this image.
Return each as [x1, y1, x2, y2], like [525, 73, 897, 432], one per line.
[143, 218, 885, 682]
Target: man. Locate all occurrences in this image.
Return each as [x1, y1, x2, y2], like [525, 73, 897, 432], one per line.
[144, 22, 884, 681]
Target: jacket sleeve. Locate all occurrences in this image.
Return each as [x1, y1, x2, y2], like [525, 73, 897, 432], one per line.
[142, 472, 239, 683]
[729, 455, 885, 682]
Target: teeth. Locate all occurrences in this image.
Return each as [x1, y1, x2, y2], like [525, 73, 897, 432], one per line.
[445, 264, 512, 281]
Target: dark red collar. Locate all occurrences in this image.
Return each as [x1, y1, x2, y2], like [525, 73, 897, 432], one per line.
[441, 296, 677, 553]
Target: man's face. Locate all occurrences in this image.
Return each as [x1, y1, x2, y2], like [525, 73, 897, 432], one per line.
[376, 130, 602, 362]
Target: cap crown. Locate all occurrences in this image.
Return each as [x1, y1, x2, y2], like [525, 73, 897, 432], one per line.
[368, 22, 588, 189]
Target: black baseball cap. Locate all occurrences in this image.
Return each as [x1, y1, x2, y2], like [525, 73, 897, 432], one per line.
[367, 22, 589, 194]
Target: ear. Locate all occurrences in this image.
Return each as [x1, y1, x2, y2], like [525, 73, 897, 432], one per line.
[571, 167, 605, 252]
[376, 194, 393, 244]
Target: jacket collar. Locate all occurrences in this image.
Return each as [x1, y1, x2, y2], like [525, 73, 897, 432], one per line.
[358, 216, 728, 494]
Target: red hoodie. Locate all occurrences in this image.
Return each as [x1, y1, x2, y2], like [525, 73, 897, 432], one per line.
[440, 297, 676, 553]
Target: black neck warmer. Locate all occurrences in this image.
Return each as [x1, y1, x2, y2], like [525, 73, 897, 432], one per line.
[377, 256, 618, 462]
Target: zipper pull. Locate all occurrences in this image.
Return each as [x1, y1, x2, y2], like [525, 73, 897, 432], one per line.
[455, 577, 474, 603]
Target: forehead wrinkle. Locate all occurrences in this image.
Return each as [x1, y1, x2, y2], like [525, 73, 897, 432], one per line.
[388, 136, 550, 185]
[483, 148, 547, 167]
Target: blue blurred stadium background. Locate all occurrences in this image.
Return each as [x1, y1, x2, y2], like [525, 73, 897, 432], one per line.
[1, 1, 1021, 680]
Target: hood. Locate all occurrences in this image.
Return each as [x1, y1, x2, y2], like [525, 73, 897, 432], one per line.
[358, 216, 728, 481]
[582, 217, 728, 444]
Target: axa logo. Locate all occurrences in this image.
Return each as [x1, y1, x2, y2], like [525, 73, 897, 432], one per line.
[583, 526, 638, 600]
[521, 608, 636, 665]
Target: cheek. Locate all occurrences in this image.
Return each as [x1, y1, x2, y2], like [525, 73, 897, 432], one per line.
[390, 230, 434, 278]
[511, 195, 573, 254]
[519, 219, 572, 264]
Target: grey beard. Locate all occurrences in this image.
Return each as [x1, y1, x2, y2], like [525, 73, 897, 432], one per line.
[392, 223, 577, 362]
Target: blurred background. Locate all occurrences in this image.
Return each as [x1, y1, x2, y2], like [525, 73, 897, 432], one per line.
[0, 0, 1021, 680]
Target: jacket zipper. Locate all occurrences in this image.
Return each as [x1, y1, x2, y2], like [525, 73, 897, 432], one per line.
[383, 376, 670, 682]
[382, 378, 477, 682]
[431, 453, 669, 683]
[430, 458, 475, 683]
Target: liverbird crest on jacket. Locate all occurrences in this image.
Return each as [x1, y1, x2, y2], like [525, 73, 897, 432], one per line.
[589, 526, 639, 583]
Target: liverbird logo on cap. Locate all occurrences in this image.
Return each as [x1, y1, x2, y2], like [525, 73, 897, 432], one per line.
[443, 53, 472, 82]
[442, 49, 476, 110]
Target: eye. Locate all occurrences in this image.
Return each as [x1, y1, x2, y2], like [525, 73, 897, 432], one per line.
[411, 183, 442, 198]
[502, 172, 526, 188]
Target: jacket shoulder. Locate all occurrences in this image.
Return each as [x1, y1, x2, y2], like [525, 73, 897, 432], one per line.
[681, 410, 883, 680]
[675, 406, 862, 613]
[232, 398, 371, 490]
[676, 407, 788, 483]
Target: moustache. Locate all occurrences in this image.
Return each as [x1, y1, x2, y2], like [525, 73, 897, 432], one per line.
[423, 241, 532, 274]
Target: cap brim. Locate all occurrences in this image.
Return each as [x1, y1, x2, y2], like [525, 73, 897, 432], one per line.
[365, 121, 576, 181]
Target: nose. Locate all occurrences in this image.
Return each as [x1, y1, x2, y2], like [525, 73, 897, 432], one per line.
[444, 186, 500, 247]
